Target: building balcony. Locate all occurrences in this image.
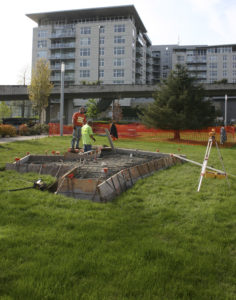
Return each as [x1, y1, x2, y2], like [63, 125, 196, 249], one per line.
[136, 58, 142, 66]
[136, 68, 143, 75]
[136, 47, 143, 57]
[51, 75, 75, 82]
[152, 66, 159, 72]
[188, 66, 207, 71]
[50, 32, 76, 39]
[146, 67, 152, 74]
[146, 48, 152, 57]
[50, 64, 75, 71]
[49, 54, 75, 60]
[186, 57, 207, 64]
[50, 43, 76, 49]
[152, 60, 160, 66]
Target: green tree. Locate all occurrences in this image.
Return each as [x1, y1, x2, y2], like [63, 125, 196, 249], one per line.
[27, 59, 53, 123]
[213, 78, 228, 84]
[0, 101, 12, 123]
[141, 64, 216, 139]
[86, 99, 99, 119]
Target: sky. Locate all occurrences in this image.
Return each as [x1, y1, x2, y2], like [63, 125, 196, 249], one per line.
[0, 0, 236, 85]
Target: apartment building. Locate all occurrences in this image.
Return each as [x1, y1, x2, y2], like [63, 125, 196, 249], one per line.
[150, 45, 177, 82]
[27, 5, 152, 86]
[170, 44, 236, 84]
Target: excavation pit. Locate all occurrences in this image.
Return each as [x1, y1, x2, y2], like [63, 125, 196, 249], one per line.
[6, 147, 181, 202]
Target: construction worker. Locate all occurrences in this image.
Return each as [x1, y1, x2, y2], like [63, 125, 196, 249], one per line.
[81, 119, 96, 152]
[220, 126, 227, 144]
[110, 121, 118, 140]
[71, 107, 86, 151]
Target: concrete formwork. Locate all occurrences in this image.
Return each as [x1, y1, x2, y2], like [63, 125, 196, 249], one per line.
[5, 147, 182, 202]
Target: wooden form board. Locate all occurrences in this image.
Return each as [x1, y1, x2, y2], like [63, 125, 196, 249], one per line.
[5, 162, 71, 178]
[97, 155, 181, 202]
[59, 178, 101, 194]
[58, 177, 102, 202]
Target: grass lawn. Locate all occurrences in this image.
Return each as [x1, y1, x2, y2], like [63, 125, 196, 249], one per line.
[0, 136, 235, 299]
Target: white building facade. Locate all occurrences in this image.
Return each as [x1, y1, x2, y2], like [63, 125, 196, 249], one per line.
[171, 44, 236, 83]
[27, 6, 152, 86]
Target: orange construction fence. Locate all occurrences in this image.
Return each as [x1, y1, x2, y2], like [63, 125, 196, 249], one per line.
[48, 123, 236, 145]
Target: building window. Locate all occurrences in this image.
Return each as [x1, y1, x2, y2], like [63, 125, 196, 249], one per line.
[114, 24, 125, 32]
[233, 55, 236, 61]
[209, 71, 217, 77]
[113, 69, 124, 77]
[113, 80, 124, 84]
[209, 56, 217, 61]
[209, 63, 217, 68]
[99, 47, 104, 56]
[223, 62, 227, 69]
[38, 30, 47, 38]
[99, 58, 104, 67]
[79, 59, 90, 67]
[114, 58, 124, 66]
[37, 51, 47, 58]
[80, 27, 91, 34]
[99, 70, 104, 78]
[80, 48, 90, 56]
[80, 37, 91, 46]
[233, 70, 236, 76]
[99, 26, 105, 33]
[132, 28, 135, 37]
[223, 71, 227, 77]
[80, 70, 90, 77]
[233, 63, 236, 68]
[223, 55, 227, 61]
[177, 55, 184, 62]
[114, 47, 125, 55]
[114, 36, 125, 44]
[38, 40, 47, 48]
[99, 37, 105, 45]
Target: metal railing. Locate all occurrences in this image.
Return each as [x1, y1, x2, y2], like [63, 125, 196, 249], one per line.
[50, 64, 75, 70]
[50, 32, 76, 38]
[49, 54, 75, 60]
[50, 43, 76, 49]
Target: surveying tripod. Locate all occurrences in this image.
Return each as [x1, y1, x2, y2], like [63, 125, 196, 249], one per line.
[197, 129, 229, 192]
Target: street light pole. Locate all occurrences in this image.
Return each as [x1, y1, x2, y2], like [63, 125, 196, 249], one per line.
[60, 61, 65, 136]
[224, 94, 227, 127]
[98, 26, 101, 83]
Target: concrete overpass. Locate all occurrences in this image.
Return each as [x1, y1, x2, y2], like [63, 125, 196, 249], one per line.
[0, 84, 157, 101]
[0, 83, 236, 101]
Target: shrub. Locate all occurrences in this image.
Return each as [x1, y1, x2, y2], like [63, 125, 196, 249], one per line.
[19, 124, 30, 136]
[0, 124, 17, 137]
[28, 124, 49, 135]
[37, 124, 49, 134]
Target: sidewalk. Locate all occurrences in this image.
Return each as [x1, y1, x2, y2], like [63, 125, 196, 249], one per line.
[0, 135, 48, 144]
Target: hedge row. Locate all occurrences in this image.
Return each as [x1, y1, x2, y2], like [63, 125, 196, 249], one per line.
[19, 124, 49, 136]
[0, 125, 17, 137]
[0, 124, 49, 137]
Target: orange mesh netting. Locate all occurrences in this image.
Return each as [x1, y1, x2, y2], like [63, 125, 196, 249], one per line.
[48, 123, 236, 146]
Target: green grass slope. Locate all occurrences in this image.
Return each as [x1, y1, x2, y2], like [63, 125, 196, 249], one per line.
[0, 136, 235, 299]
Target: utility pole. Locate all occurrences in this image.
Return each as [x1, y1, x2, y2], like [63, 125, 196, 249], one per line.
[98, 26, 101, 83]
[224, 94, 227, 126]
[60, 62, 65, 136]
